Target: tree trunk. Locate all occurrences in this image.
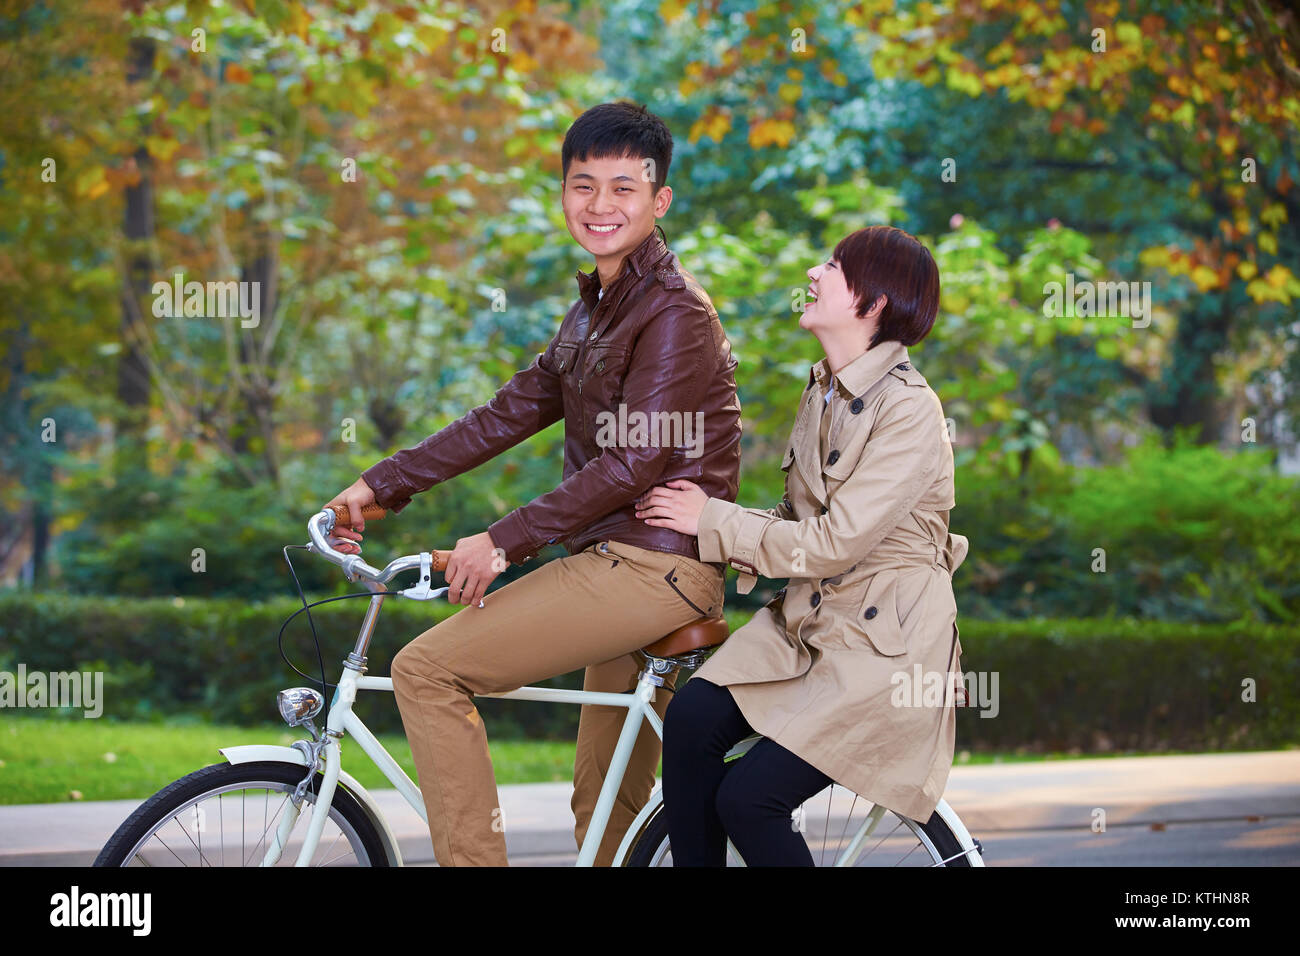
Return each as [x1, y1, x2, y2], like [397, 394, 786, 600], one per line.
[115, 35, 156, 476]
[1146, 290, 1233, 444]
[236, 244, 281, 485]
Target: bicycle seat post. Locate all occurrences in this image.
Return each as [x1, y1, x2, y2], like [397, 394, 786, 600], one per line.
[635, 652, 679, 693]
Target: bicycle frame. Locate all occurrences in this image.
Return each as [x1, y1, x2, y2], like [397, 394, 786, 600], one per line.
[242, 510, 680, 867]
[233, 511, 983, 867]
[236, 654, 670, 867]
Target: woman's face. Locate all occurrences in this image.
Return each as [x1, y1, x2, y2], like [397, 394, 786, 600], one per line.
[801, 256, 881, 335]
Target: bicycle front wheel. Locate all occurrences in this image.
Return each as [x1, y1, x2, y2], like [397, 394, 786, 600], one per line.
[624, 783, 979, 867]
[94, 761, 391, 867]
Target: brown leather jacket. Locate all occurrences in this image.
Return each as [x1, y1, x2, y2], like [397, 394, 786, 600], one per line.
[361, 226, 742, 568]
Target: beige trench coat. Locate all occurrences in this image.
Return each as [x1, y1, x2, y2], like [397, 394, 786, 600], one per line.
[693, 339, 969, 822]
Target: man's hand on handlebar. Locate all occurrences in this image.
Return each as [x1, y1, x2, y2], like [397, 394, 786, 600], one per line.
[324, 477, 378, 556]
[445, 531, 504, 608]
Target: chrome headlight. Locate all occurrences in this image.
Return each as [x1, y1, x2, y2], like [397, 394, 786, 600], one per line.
[277, 687, 324, 727]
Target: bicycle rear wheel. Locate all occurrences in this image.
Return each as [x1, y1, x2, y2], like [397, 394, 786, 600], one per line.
[94, 761, 390, 867]
[624, 783, 979, 867]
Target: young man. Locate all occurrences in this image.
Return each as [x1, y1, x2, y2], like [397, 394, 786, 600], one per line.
[325, 102, 742, 866]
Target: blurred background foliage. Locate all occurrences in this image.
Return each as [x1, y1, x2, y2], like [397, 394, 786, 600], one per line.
[2, 0, 1298, 634]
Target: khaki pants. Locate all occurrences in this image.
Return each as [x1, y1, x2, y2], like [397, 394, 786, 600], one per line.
[390, 538, 725, 866]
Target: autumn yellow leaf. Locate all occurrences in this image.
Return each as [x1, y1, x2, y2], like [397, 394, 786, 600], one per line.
[289, 2, 311, 42]
[659, 0, 687, 24]
[145, 136, 180, 161]
[509, 51, 538, 73]
[1190, 265, 1221, 291]
[749, 118, 795, 149]
[1246, 278, 1289, 304]
[690, 109, 732, 144]
[1264, 264, 1293, 289]
[1260, 202, 1287, 229]
[74, 164, 106, 198]
[1237, 260, 1257, 280]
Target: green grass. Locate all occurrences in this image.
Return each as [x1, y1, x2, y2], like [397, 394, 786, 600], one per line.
[0, 714, 1253, 806]
[0, 715, 578, 805]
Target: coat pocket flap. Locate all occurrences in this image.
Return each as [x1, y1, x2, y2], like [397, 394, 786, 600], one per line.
[552, 343, 579, 374]
[588, 343, 629, 375]
[857, 569, 907, 656]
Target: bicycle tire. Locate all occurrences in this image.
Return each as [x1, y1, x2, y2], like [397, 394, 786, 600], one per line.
[93, 761, 391, 867]
[623, 799, 976, 867]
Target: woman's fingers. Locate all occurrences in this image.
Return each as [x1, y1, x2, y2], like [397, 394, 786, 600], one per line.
[637, 488, 679, 508]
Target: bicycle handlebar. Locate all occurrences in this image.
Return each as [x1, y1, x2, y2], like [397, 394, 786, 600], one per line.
[327, 503, 388, 527]
[307, 507, 452, 589]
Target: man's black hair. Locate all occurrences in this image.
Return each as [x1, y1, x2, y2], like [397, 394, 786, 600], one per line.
[562, 101, 673, 193]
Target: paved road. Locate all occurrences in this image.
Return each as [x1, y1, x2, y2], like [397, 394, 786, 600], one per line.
[2, 750, 1297, 866]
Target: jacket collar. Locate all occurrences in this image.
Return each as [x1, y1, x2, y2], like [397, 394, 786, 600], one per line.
[575, 225, 669, 312]
[809, 339, 909, 400]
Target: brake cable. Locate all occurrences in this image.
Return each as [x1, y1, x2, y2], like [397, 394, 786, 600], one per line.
[279, 544, 373, 697]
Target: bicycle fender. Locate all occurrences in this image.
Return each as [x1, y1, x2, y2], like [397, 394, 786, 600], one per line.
[219, 744, 404, 866]
[612, 785, 664, 866]
[930, 798, 985, 866]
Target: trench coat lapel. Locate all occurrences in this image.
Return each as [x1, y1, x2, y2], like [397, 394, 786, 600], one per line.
[792, 341, 909, 506]
[791, 385, 827, 505]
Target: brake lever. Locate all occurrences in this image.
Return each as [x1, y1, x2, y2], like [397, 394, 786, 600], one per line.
[397, 551, 484, 606]
[398, 552, 436, 599]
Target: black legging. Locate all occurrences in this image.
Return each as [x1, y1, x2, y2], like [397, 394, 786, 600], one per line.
[661, 676, 833, 866]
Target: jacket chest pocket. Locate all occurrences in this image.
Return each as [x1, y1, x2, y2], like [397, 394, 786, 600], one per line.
[842, 569, 907, 656]
[553, 343, 581, 413]
[583, 343, 630, 407]
[553, 343, 580, 377]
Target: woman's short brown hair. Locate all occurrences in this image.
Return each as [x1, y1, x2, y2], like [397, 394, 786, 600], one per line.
[832, 226, 940, 347]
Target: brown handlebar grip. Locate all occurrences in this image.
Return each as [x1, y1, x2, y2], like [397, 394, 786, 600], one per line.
[429, 551, 451, 573]
[329, 503, 387, 528]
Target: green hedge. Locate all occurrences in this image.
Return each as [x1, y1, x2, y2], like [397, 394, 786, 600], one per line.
[1, 593, 1296, 752]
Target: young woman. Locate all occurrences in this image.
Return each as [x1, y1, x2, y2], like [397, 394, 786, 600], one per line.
[634, 225, 969, 866]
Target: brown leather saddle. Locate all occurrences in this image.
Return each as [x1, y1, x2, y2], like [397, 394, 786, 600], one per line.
[640, 616, 730, 660]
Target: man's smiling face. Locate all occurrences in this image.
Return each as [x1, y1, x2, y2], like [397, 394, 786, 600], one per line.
[562, 154, 672, 284]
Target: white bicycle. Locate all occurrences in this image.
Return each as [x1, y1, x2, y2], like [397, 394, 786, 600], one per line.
[94, 506, 985, 867]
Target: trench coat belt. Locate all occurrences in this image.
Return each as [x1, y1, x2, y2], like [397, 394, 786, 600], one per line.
[728, 531, 969, 593]
[835, 532, 969, 580]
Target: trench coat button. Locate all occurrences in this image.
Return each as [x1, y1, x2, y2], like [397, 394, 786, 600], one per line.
[589, 331, 598, 340]
[864, 605, 878, 619]
[820, 505, 828, 514]
[557, 358, 566, 371]
[850, 398, 863, 414]
[895, 362, 910, 370]
[827, 450, 840, 466]
[595, 359, 605, 372]
[810, 592, 821, 608]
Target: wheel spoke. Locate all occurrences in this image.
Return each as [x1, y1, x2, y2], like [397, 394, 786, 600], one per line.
[168, 809, 215, 867]
[243, 791, 292, 867]
[110, 770, 372, 868]
[314, 828, 348, 867]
